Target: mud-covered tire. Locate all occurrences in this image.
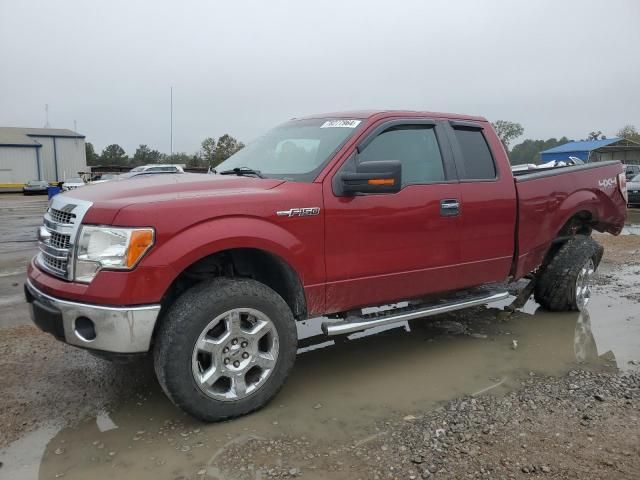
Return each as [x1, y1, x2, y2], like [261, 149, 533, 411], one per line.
[534, 235, 603, 312]
[153, 278, 297, 421]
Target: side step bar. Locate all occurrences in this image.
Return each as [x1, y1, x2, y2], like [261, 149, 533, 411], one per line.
[321, 291, 509, 336]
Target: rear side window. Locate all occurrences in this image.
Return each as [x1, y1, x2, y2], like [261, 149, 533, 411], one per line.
[452, 128, 496, 180]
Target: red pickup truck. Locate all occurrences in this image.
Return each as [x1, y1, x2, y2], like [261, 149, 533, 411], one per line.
[25, 110, 627, 421]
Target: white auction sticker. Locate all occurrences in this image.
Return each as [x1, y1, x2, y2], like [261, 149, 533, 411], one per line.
[320, 119, 361, 128]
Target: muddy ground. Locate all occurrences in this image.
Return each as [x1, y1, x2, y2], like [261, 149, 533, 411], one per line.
[0, 194, 638, 480]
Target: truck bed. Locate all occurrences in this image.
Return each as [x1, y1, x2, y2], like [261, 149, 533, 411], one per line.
[512, 160, 626, 279]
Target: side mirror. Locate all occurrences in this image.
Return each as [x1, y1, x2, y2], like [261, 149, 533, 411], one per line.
[339, 160, 402, 195]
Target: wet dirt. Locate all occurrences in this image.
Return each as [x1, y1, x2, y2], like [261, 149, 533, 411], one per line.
[2, 281, 638, 479]
[0, 195, 46, 329]
[0, 195, 638, 479]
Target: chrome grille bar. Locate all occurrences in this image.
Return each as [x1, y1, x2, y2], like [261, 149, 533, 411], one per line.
[36, 196, 93, 280]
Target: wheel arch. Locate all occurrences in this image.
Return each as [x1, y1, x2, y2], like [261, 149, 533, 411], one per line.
[514, 203, 599, 280]
[540, 209, 597, 270]
[159, 246, 307, 324]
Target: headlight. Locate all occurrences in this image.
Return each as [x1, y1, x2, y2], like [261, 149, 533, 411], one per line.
[74, 226, 154, 283]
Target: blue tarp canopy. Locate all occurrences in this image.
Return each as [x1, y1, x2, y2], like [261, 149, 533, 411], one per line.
[540, 138, 621, 163]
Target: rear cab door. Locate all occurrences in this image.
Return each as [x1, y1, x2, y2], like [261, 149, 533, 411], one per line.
[441, 120, 518, 285]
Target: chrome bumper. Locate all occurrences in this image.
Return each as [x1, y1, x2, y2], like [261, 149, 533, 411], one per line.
[25, 280, 161, 353]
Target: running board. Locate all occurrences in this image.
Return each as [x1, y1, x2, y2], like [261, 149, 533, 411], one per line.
[321, 291, 509, 336]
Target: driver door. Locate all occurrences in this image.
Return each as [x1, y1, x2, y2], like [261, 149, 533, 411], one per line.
[322, 120, 463, 313]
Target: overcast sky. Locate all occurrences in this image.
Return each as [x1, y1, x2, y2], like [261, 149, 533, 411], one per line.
[1, 0, 639, 154]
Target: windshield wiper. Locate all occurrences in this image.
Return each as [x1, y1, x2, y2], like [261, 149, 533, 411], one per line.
[218, 167, 264, 178]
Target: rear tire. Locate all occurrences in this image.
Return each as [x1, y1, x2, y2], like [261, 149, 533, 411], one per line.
[153, 278, 297, 421]
[534, 235, 603, 312]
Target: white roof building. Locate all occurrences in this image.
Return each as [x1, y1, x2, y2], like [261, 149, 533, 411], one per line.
[0, 127, 87, 184]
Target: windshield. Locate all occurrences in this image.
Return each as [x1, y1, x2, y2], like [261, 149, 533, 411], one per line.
[631, 174, 640, 182]
[215, 118, 363, 181]
[130, 166, 145, 172]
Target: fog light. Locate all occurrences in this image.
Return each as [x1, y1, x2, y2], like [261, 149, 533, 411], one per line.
[75, 316, 96, 341]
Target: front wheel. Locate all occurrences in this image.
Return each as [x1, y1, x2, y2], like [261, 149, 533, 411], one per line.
[534, 235, 603, 312]
[154, 278, 298, 421]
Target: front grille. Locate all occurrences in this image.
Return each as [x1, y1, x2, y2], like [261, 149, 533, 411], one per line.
[42, 254, 67, 275]
[39, 214, 73, 278]
[49, 208, 76, 225]
[49, 231, 71, 249]
[36, 197, 92, 281]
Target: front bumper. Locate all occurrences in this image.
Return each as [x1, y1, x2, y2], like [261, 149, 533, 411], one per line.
[24, 280, 161, 353]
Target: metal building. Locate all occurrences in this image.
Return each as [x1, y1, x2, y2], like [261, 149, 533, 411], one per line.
[539, 137, 640, 164]
[0, 127, 86, 185]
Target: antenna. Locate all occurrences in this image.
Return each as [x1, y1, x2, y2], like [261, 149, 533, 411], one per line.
[170, 86, 173, 158]
[44, 104, 50, 128]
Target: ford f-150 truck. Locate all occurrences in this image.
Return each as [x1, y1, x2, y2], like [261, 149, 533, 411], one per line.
[25, 110, 627, 421]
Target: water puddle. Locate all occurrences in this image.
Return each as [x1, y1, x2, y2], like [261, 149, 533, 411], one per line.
[1, 276, 638, 479]
[620, 224, 640, 235]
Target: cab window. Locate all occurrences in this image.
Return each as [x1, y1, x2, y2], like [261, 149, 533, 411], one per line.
[451, 127, 497, 180]
[357, 126, 445, 186]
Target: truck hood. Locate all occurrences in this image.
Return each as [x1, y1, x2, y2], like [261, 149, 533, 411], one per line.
[63, 173, 285, 223]
[66, 173, 284, 203]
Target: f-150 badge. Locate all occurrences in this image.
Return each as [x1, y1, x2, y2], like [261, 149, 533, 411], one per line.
[276, 207, 320, 217]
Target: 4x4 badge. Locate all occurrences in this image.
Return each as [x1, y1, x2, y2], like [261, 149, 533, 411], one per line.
[276, 207, 320, 217]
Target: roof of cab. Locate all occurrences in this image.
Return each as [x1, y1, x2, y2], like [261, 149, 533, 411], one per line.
[295, 110, 487, 122]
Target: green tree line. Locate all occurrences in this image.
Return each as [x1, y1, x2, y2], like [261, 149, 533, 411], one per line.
[491, 121, 640, 165]
[85, 134, 245, 169]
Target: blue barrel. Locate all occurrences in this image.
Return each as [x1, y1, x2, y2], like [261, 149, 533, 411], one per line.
[47, 186, 61, 199]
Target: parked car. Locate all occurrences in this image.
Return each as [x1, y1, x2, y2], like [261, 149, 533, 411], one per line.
[25, 110, 627, 422]
[623, 164, 640, 182]
[113, 168, 184, 181]
[130, 164, 184, 173]
[627, 173, 640, 206]
[22, 180, 49, 195]
[94, 165, 185, 183]
[90, 173, 118, 185]
[61, 177, 85, 191]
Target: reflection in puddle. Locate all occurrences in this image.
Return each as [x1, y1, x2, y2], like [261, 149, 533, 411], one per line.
[0, 424, 61, 479]
[1, 286, 638, 479]
[620, 224, 640, 235]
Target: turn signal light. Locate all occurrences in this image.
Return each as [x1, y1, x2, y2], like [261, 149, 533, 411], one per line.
[368, 178, 395, 186]
[126, 229, 155, 268]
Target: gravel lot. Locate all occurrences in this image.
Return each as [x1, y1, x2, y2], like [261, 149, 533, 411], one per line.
[0, 194, 638, 480]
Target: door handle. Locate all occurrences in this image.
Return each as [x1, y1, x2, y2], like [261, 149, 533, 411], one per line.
[440, 199, 460, 217]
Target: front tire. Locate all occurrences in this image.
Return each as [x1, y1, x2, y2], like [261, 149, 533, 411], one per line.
[534, 235, 603, 312]
[153, 278, 297, 421]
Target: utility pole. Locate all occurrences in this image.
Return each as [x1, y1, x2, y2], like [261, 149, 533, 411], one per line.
[170, 86, 173, 158]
